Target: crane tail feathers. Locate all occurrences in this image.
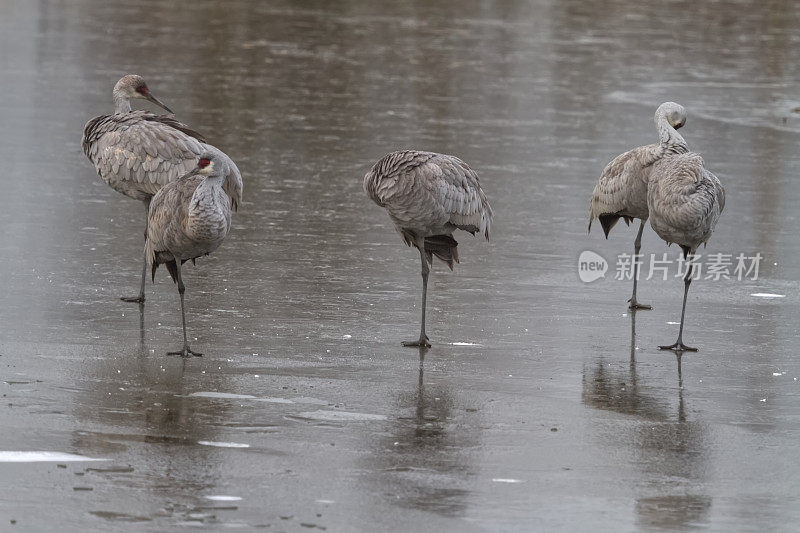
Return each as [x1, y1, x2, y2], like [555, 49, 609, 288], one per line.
[164, 261, 179, 284]
[424, 235, 459, 271]
[598, 215, 618, 238]
[151, 253, 191, 283]
[151, 259, 179, 284]
[150, 260, 178, 283]
[598, 214, 635, 239]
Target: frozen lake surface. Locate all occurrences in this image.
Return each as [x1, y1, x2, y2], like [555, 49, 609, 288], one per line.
[1, 0, 799, 530]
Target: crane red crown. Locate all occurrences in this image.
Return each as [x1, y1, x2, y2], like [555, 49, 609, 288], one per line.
[198, 158, 211, 168]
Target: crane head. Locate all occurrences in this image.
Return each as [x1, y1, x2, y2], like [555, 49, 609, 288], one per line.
[113, 74, 174, 114]
[185, 151, 227, 179]
[655, 102, 687, 130]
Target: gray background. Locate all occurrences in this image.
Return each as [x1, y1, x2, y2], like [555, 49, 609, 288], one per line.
[1, 0, 799, 531]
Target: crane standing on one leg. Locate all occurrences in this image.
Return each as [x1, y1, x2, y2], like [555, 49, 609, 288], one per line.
[146, 150, 235, 357]
[364, 151, 493, 348]
[647, 152, 725, 351]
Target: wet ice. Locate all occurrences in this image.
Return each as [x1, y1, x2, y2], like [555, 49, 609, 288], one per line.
[1, 0, 799, 531]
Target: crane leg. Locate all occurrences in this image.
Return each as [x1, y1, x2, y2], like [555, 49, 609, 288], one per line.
[628, 220, 651, 310]
[120, 250, 147, 303]
[660, 256, 698, 352]
[121, 202, 149, 304]
[167, 262, 202, 357]
[403, 247, 432, 348]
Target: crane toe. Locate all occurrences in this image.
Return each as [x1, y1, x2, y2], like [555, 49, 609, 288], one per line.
[627, 299, 652, 310]
[402, 339, 432, 349]
[658, 342, 697, 352]
[167, 346, 203, 358]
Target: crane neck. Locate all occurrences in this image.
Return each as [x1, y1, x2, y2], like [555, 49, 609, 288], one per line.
[655, 112, 688, 156]
[187, 174, 228, 235]
[190, 175, 224, 207]
[113, 94, 132, 114]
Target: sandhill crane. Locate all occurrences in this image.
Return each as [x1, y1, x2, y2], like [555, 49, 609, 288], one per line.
[82, 74, 242, 303]
[647, 152, 725, 351]
[589, 102, 689, 309]
[145, 150, 234, 357]
[364, 151, 493, 347]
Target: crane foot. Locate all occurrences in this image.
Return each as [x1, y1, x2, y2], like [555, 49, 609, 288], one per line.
[659, 341, 697, 352]
[167, 345, 203, 358]
[402, 335, 431, 348]
[627, 298, 651, 310]
[121, 295, 145, 303]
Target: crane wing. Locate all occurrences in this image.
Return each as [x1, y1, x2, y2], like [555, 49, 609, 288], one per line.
[365, 151, 492, 240]
[83, 111, 204, 197]
[144, 176, 198, 271]
[588, 145, 657, 236]
[83, 111, 242, 208]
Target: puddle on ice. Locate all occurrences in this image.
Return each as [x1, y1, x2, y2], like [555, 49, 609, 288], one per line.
[187, 392, 257, 400]
[90, 510, 151, 522]
[86, 466, 134, 473]
[205, 495, 243, 501]
[292, 397, 329, 405]
[197, 441, 250, 448]
[666, 322, 681, 325]
[751, 293, 786, 298]
[449, 342, 482, 346]
[297, 410, 387, 422]
[492, 478, 524, 483]
[189, 392, 328, 405]
[0, 451, 107, 462]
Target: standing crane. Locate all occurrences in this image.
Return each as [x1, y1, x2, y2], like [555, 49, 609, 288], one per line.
[647, 152, 725, 351]
[146, 150, 234, 357]
[364, 151, 493, 348]
[589, 102, 689, 309]
[82, 74, 242, 303]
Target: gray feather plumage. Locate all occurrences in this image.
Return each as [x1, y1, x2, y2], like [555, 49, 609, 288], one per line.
[82, 75, 242, 304]
[145, 162, 232, 278]
[588, 102, 689, 235]
[364, 150, 492, 345]
[364, 150, 493, 246]
[647, 152, 725, 252]
[589, 144, 661, 229]
[82, 110, 242, 209]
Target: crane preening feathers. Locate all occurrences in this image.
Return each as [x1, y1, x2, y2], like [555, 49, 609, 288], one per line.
[588, 101, 725, 351]
[647, 152, 725, 351]
[588, 102, 689, 309]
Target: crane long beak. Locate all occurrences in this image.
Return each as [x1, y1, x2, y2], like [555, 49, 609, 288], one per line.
[145, 92, 174, 114]
[180, 167, 201, 180]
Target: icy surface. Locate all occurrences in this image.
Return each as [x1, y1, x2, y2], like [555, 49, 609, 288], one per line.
[1, 0, 799, 531]
[0, 452, 107, 463]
